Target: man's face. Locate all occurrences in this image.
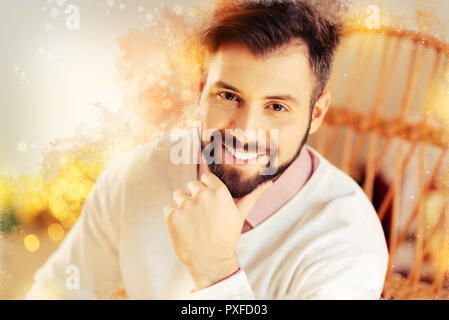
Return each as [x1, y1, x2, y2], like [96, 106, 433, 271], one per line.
[199, 42, 315, 198]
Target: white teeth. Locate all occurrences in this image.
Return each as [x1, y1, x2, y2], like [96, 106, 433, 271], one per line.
[224, 145, 259, 160]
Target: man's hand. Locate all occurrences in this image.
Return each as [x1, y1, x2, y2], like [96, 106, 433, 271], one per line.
[163, 172, 272, 291]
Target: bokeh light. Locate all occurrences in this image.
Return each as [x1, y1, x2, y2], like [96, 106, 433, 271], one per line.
[24, 234, 40, 252]
[47, 223, 65, 242]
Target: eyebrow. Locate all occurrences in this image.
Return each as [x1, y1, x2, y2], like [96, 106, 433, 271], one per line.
[212, 80, 299, 105]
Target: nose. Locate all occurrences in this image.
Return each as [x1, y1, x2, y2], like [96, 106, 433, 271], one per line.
[235, 103, 266, 128]
[229, 104, 266, 147]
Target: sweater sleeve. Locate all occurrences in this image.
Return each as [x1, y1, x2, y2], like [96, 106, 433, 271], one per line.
[186, 268, 255, 300]
[25, 169, 122, 300]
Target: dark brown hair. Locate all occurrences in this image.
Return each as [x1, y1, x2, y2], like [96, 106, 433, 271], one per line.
[199, 0, 343, 106]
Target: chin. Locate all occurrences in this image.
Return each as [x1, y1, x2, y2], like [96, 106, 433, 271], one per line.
[208, 162, 274, 199]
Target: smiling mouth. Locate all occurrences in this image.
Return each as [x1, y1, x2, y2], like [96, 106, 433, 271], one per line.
[222, 144, 268, 165]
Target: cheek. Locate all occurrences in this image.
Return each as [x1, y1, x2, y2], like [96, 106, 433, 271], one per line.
[276, 121, 308, 161]
[200, 99, 234, 130]
[199, 98, 216, 130]
[202, 109, 224, 135]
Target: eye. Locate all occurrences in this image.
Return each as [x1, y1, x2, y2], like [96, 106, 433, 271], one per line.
[267, 103, 288, 112]
[218, 91, 239, 102]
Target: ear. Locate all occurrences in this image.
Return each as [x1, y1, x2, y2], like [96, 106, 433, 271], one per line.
[309, 90, 331, 134]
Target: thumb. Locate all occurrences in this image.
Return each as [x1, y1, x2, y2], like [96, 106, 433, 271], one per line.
[235, 180, 273, 219]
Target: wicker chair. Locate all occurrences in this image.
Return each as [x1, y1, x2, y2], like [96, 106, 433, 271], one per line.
[308, 26, 449, 299]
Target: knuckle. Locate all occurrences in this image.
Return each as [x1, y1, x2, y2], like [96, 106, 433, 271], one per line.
[200, 172, 211, 181]
[187, 180, 197, 188]
[164, 206, 175, 220]
[173, 189, 187, 202]
[173, 188, 184, 196]
[204, 172, 216, 180]
[187, 180, 204, 197]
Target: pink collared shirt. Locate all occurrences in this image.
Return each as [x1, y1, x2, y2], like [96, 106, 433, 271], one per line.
[197, 145, 319, 233]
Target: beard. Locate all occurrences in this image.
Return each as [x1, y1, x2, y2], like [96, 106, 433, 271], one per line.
[200, 125, 311, 199]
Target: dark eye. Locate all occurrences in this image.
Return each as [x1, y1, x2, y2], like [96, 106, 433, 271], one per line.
[219, 91, 239, 102]
[268, 103, 287, 112]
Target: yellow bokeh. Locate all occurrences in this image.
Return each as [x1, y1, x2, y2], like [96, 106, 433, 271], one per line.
[0, 178, 13, 208]
[22, 176, 43, 191]
[24, 234, 40, 252]
[60, 212, 79, 229]
[0, 133, 107, 225]
[79, 179, 94, 198]
[66, 182, 82, 202]
[48, 223, 65, 242]
[55, 208, 71, 222]
[424, 190, 446, 229]
[22, 191, 47, 218]
[40, 187, 51, 203]
[68, 200, 81, 212]
[50, 178, 69, 195]
[85, 162, 103, 180]
[63, 164, 83, 182]
[48, 194, 67, 216]
[31, 192, 46, 211]
[431, 79, 449, 128]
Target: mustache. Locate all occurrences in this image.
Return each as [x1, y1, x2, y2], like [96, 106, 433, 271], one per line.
[201, 129, 280, 175]
[208, 129, 274, 155]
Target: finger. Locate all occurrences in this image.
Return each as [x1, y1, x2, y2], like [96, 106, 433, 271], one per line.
[187, 180, 205, 197]
[173, 188, 189, 207]
[235, 180, 273, 218]
[163, 204, 176, 220]
[200, 171, 223, 191]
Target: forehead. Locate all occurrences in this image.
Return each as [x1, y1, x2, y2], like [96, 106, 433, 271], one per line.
[205, 42, 313, 98]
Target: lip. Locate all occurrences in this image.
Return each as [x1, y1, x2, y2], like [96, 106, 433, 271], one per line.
[222, 144, 268, 166]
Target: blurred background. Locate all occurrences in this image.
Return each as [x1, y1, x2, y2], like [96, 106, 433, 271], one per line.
[0, 0, 448, 299]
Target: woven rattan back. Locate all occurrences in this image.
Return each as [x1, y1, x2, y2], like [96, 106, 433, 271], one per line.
[308, 27, 449, 299]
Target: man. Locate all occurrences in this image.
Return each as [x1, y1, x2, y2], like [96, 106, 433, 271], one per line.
[26, 0, 388, 299]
